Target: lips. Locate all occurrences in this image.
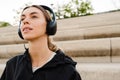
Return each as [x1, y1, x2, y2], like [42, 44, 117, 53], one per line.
[23, 27, 33, 33]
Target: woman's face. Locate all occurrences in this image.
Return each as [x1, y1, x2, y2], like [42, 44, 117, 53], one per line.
[20, 7, 47, 41]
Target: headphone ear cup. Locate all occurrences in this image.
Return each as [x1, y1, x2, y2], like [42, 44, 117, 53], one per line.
[40, 5, 57, 36]
[47, 21, 57, 35]
[18, 28, 24, 39]
[18, 22, 24, 39]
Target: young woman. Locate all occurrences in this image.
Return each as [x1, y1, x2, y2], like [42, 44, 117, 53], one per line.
[0, 5, 81, 80]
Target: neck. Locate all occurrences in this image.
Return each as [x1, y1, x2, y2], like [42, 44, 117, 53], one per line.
[28, 35, 53, 67]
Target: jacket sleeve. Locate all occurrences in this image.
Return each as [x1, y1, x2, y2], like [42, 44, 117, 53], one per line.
[73, 71, 82, 80]
[0, 62, 14, 80]
[70, 69, 82, 80]
[0, 57, 18, 80]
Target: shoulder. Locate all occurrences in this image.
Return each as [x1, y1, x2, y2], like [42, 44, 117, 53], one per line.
[64, 64, 81, 80]
[63, 63, 77, 73]
[2, 54, 25, 76]
[55, 49, 77, 72]
[55, 50, 81, 79]
[6, 54, 24, 66]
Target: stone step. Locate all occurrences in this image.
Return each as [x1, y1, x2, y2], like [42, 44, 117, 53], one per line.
[0, 26, 17, 32]
[0, 62, 120, 80]
[0, 38, 120, 58]
[72, 56, 120, 63]
[0, 35, 26, 45]
[77, 63, 120, 80]
[0, 24, 120, 44]
[1, 11, 120, 33]
[57, 11, 120, 30]
[57, 37, 120, 57]
[54, 24, 120, 41]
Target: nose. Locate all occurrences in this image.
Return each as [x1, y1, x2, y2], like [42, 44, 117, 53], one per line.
[22, 18, 30, 25]
[20, 18, 30, 30]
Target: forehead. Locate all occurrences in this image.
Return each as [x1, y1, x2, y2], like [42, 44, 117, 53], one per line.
[22, 7, 43, 15]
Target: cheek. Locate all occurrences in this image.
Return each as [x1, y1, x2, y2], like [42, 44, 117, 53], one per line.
[34, 21, 47, 33]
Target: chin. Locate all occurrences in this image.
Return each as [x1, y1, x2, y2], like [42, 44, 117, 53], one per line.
[23, 36, 33, 41]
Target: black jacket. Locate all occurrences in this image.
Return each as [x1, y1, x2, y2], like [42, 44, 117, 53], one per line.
[1, 49, 81, 80]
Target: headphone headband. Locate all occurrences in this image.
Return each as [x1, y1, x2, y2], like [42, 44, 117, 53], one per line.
[40, 5, 56, 22]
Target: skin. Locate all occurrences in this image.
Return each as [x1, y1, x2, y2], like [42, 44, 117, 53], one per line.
[20, 7, 53, 67]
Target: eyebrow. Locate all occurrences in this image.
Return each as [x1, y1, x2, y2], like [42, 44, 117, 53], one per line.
[21, 12, 39, 17]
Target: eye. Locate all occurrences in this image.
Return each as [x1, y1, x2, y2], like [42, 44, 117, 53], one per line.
[31, 15, 38, 18]
[20, 17, 25, 21]
[21, 18, 24, 21]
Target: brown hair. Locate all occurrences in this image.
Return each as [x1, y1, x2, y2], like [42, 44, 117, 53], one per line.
[22, 5, 58, 52]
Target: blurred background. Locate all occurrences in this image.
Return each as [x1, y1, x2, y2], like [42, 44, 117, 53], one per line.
[0, 0, 120, 26]
[0, 0, 120, 80]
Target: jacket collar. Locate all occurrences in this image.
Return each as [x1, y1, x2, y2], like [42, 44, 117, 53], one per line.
[22, 49, 77, 69]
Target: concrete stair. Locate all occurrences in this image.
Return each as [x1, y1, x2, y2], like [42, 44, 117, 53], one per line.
[77, 62, 120, 80]
[0, 11, 120, 80]
[0, 38, 120, 58]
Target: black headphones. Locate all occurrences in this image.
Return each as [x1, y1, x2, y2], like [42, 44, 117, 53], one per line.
[18, 5, 57, 39]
